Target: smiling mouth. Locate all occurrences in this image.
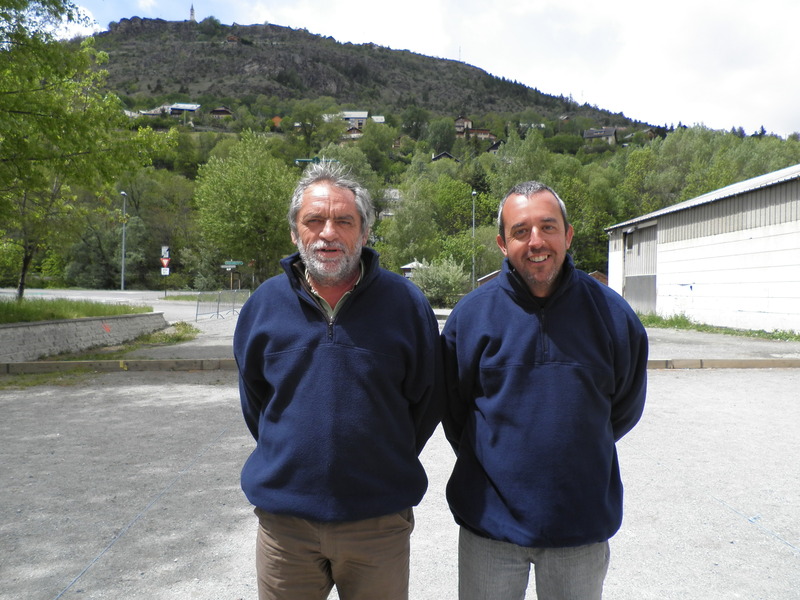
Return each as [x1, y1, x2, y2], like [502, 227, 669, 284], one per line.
[528, 255, 548, 263]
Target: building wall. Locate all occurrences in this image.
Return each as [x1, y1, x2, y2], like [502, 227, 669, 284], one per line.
[657, 220, 800, 332]
[607, 232, 624, 292]
[608, 176, 800, 332]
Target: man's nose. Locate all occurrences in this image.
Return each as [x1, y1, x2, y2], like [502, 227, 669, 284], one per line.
[320, 219, 338, 240]
[527, 227, 544, 247]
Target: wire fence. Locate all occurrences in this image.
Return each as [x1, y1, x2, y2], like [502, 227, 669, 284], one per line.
[195, 290, 251, 320]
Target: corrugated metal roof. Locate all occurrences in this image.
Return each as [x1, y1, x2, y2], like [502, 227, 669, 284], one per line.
[606, 162, 800, 231]
[171, 103, 201, 111]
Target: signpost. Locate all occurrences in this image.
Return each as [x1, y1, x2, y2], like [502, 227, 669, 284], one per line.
[160, 247, 170, 297]
[222, 260, 244, 290]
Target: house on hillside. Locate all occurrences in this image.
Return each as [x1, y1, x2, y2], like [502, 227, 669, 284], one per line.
[138, 103, 201, 118]
[486, 140, 504, 154]
[468, 128, 497, 142]
[139, 104, 172, 117]
[209, 106, 234, 118]
[454, 116, 497, 142]
[169, 103, 201, 116]
[342, 111, 369, 129]
[583, 127, 618, 145]
[605, 163, 800, 333]
[455, 116, 473, 135]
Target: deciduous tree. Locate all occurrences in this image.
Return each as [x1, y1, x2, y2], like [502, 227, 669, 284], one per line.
[194, 131, 297, 283]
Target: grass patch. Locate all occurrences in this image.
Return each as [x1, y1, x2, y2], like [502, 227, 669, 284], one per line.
[0, 297, 152, 324]
[0, 368, 94, 390]
[638, 313, 800, 342]
[49, 321, 200, 361]
[162, 293, 204, 302]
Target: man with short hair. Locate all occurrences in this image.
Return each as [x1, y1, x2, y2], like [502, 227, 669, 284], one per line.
[234, 161, 441, 600]
[442, 181, 648, 600]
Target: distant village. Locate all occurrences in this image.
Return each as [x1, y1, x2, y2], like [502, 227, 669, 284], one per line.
[127, 102, 641, 158]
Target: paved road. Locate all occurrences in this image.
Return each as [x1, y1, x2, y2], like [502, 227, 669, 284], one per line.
[2, 289, 799, 599]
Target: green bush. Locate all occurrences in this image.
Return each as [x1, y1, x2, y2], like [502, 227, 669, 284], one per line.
[410, 257, 469, 308]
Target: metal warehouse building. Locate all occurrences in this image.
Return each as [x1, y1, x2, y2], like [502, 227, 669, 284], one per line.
[605, 163, 800, 333]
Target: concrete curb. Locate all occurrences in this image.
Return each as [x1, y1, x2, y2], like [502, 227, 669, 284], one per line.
[0, 358, 237, 374]
[4, 357, 800, 374]
[648, 358, 800, 369]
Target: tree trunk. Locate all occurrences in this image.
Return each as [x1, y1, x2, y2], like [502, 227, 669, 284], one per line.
[15, 245, 35, 300]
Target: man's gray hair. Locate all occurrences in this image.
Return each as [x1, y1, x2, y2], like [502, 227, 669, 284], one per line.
[288, 161, 375, 237]
[497, 181, 569, 241]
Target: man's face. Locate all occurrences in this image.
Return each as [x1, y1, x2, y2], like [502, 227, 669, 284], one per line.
[497, 191, 574, 298]
[291, 182, 368, 287]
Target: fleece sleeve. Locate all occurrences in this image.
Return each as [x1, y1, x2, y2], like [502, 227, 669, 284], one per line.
[440, 314, 469, 454]
[409, 306, 445, 455]
[237, 370, 269, 441]
[611, 314, 649, 441]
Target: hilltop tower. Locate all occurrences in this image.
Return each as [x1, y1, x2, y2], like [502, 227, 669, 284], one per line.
[190, 5, 196, 22]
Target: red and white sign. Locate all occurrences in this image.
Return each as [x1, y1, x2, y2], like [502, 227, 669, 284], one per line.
[160, 257, 171, 267]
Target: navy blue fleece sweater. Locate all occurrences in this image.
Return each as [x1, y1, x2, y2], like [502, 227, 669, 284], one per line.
[234, 248, 441, 522]
[442, 255, 648, 548]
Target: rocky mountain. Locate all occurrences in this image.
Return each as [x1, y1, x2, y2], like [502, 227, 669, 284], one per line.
[91, 17, 640, 127]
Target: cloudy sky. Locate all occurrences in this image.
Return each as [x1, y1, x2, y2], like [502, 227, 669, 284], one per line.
[70, 0, 800, 137]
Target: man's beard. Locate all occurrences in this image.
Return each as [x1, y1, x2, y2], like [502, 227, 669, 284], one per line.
[297, 239, 363, 287]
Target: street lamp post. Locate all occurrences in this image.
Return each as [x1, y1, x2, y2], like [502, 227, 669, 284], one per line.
[471, 190, 476, 289]
[120, 191, 127, 291]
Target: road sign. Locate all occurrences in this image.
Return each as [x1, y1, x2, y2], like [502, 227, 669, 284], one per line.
[224, 260, 244, 265]
[160, 257, 171, 267]
[161, 267, 170, 276]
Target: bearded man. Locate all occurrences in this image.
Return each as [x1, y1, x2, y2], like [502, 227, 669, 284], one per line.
[234, 161, 442, 600]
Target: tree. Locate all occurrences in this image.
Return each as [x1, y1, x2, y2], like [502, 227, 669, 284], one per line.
[285, 98, 345, 157]
[425, 117, 456, 155]
[1, 3, 176, 297]
[401, 105, 429, 140]
[373, 178, 440, 272]
[194, 131, 297, 283]
[410, 257, 469, 308]
[356, 119, 399, 181]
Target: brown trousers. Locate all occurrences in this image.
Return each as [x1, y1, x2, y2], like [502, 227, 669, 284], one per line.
[255, 508, 415, 600]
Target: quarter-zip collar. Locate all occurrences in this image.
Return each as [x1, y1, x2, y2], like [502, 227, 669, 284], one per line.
[501, 253, 577, 311]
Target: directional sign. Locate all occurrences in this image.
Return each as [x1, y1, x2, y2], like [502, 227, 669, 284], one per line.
[160, 257, 171, 267]
[224, 260, 244, 265]
[161, 267, 170, 276]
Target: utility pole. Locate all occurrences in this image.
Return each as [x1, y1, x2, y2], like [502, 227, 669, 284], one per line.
[120, 191, 127, 291]
[471, 190, 476, 289]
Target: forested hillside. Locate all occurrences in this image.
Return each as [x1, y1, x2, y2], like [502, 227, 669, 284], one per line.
[3, 6, 800, 304]
[92, 16, 641, 129]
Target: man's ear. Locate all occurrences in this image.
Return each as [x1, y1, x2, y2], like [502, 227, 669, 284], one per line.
[496, 234, 508, 256]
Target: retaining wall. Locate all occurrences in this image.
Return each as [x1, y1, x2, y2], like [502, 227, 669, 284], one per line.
[0, 313, 169, 363]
